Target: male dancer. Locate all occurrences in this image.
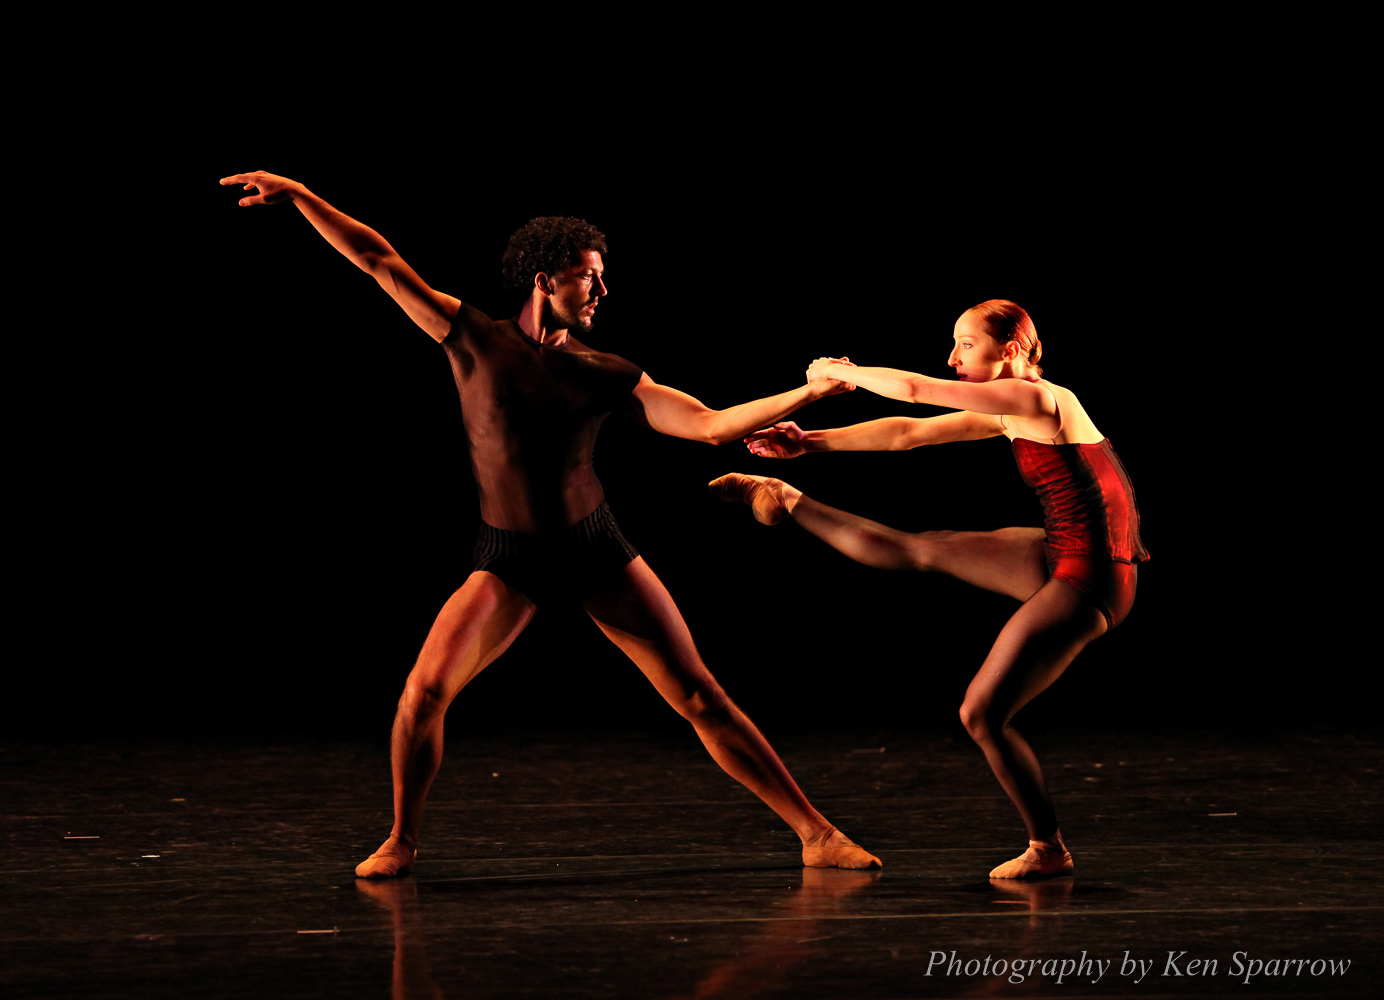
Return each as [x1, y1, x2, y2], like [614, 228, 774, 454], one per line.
[219, 170, 880, 877]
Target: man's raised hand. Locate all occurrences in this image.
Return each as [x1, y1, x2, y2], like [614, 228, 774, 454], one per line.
[219, 170, 300, 207]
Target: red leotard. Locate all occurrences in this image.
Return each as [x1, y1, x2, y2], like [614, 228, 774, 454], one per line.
[1012, 438, 1149, 628]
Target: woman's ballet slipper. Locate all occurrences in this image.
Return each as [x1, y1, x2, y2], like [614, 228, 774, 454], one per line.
[708, 473, 788, 526]
[355, 837, 418, 878]
[988, 839, 1073, 879]
[802, 827, 882, 870]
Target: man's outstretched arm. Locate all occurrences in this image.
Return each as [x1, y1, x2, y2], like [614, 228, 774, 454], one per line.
[625, 374, 852, 446]
[220, 170, 461, 343]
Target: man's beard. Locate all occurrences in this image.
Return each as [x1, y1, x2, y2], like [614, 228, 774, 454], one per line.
[552, 303, 594, 335]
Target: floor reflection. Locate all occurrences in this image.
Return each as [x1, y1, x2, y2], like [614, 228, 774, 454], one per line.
[357, 866, 881, 1000]
[960, 877, 1076, 997]
[356, 879, 445, 1000]
[662, 867, 880, 1000]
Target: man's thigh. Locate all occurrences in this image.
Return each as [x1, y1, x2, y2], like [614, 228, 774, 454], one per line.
[582, 558, 720, 705]
[410, 571, 537, 701]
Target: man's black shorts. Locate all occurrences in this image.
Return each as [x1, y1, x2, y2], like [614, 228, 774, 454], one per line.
[471, 502, 639, 606]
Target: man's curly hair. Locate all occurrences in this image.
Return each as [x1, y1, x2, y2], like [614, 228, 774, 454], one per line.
[501, 217, 608, 293]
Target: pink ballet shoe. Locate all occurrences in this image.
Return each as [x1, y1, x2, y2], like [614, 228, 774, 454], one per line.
[708, 473, 788, 526]
[988, 839, 1073, 879]
[355, 837, 417, 879]
[802, 827, 882, 870]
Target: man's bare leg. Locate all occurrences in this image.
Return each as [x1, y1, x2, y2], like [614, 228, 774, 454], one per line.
[583, 557, 880, 869]
[357, 572, 537, 877]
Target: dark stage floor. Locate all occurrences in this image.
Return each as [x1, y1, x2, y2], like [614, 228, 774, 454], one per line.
[3, 726, 1380, 998]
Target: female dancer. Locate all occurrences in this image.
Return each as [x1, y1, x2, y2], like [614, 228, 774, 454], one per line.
[710, 300, 1149, 879]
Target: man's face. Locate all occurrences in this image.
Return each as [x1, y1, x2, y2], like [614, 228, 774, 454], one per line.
[545, 250, 607, 333]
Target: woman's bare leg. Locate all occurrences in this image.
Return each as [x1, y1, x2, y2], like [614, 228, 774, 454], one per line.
[711, 473, 1048, 600]
[583, 557, 880, 869]
[357, 572, 537, 877]
[959, 578, 1107, 877]
[712, 473, 1112, 878]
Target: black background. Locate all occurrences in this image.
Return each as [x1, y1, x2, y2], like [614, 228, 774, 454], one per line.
[16, 66, 1364, 743]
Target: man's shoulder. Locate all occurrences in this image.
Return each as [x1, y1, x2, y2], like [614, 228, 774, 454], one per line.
[566, 335, 641, 372]
[441, 308, 508, 349]
[563, 336, 644, 404]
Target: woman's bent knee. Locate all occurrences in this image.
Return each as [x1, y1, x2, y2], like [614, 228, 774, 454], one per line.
[959, 700, 1008, 744]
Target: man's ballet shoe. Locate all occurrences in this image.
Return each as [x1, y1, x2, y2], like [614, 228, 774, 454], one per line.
[802, 827, 882, 870]
[355, 837, 417, 879]
[988, 840, 1073, 879]
[708, 473, 787, 526]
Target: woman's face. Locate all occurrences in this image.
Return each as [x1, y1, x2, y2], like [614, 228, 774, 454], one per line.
[948, 312, 1011, 382]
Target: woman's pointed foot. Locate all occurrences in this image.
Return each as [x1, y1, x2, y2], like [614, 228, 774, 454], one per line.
[709, 473, 791, 526]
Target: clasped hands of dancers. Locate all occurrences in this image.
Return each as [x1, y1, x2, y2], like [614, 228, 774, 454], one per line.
[222, 171, 1143, 882]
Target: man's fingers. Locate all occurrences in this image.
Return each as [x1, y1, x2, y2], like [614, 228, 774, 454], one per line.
[219, 173, 269, 207]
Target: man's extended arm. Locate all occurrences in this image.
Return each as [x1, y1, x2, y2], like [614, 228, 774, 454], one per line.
[220, 170, 461, 342]
[626, 375, 852, 446]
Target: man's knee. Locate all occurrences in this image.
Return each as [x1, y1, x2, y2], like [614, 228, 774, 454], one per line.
[398, 675, 451, 721]
[675, 683, 734, 724]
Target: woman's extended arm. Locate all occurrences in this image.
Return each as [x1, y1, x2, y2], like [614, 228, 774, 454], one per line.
[745, 411, 1005, 458]
[806, 358, 1054, 419]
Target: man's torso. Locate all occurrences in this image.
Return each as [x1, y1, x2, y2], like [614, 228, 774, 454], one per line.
[442, 317, 642, 532]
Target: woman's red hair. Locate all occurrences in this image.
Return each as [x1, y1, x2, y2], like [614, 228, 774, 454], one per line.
[968, 300, 1042, 376]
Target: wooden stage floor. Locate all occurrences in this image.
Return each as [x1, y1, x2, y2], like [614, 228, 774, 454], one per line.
[3, 725, 1380, 998]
